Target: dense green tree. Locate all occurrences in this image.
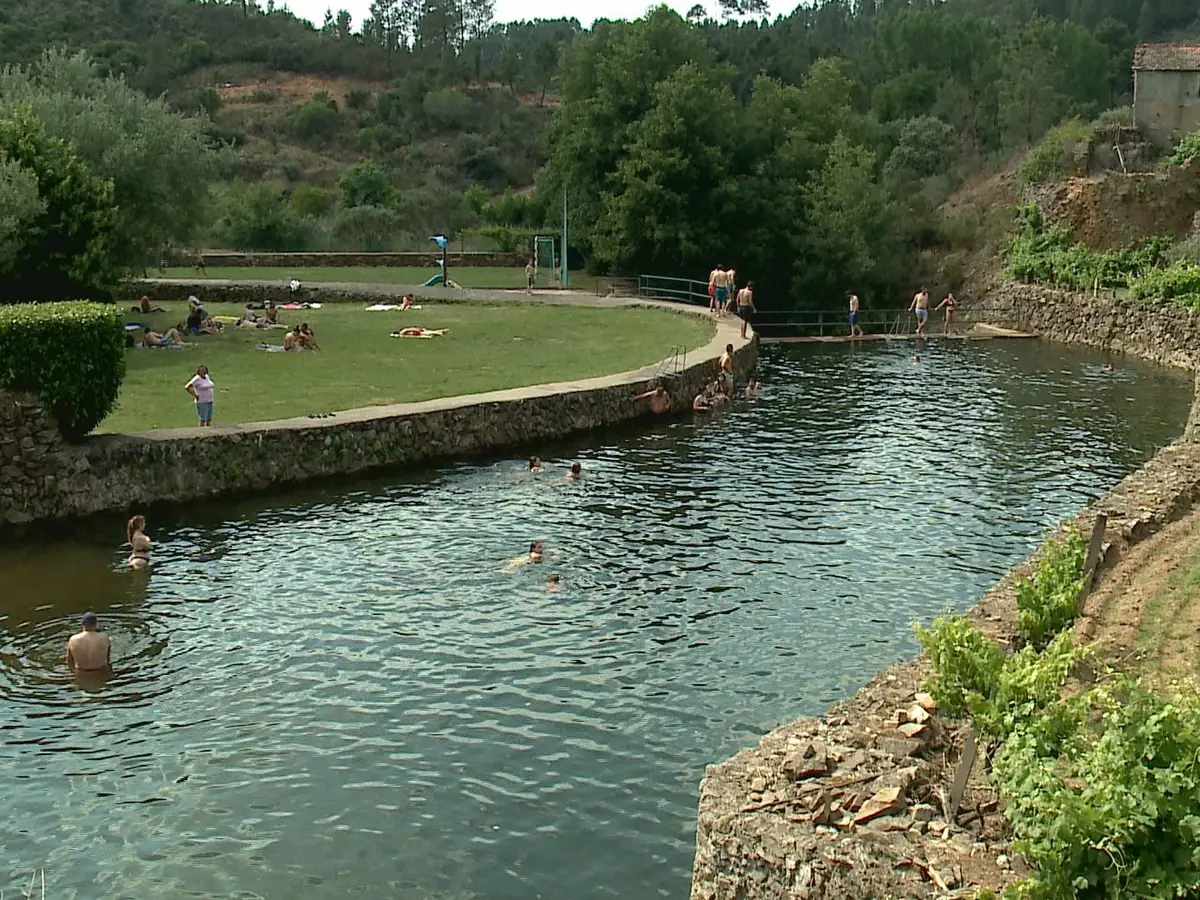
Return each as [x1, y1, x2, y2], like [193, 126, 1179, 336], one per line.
[0, 106, 120, 303]
[339, 162, 393, 208]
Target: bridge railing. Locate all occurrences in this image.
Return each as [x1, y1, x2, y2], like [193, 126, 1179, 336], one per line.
[749, 301, 1015, 339]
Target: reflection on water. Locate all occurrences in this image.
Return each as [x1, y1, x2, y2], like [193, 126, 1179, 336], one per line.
[0, 340, 1191, 899]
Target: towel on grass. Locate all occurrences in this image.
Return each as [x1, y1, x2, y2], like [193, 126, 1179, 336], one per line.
[256, 343, 288, 352]
[212, 315, 240, 324]
[366, 304, 423, 311]
[280, 302, 322, 310]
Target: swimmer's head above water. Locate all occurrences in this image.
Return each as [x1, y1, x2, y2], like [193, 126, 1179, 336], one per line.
[530, 541, 544, 562]
[529, 456, 542, 471]
[570, 462, 582, 478]
[82, 612, 98, 631]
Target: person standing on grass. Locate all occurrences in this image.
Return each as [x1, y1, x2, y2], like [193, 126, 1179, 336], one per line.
[525, 259, 536, 294]
[847, 292, 863, 338]
[909, 287, 930, 337]
[736, 282, 756, 340]
[186, 364, 215, 426]
[935, 292, 957, 334]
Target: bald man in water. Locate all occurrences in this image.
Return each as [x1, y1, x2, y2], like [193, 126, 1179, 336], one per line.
[67, 612, 111, 672]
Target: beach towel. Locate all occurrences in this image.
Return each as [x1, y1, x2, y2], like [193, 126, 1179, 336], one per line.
[212, 315, 240, 325]
[125, 322, 149, 331]
[256, 343, 288, 352]
[366, 304, 423, 311]
[390, 328, 448, 339]
[280, 302, 322, 310]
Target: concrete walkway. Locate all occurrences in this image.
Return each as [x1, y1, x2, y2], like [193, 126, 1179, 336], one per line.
[143, 277, 660, 310]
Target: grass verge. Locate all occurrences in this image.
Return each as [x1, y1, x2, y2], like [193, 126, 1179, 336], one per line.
[101, 301, 713, 433]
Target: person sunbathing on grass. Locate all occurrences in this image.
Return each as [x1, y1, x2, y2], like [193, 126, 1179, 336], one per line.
[264, 300, 281, 324]
[138, 295, 165, 313]
[283, 329, 304, 351]
[392, 327, 448, 338]
[400, 294, 414, 310]
[140, 326, 186, 348]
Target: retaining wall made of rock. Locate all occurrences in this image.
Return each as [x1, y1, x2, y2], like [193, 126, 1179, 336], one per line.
[690, 281, 1200, 900]
[0, 305, 753, 527]
[173, 251, 528, 268]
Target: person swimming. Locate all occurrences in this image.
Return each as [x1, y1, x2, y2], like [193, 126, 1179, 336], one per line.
[505, 541, 545, 572]
[529, 456, 543, 473]
[545, 574, 561, 592]
[127, 515, 151, 569]
[568, 462, 582, 480]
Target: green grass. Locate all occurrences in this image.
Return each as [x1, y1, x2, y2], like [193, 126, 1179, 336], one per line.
[154, 266, 603, 291]
[102, 301, 712, 433]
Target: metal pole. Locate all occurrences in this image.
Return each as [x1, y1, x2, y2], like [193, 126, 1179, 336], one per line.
[562, 188, 569, 289]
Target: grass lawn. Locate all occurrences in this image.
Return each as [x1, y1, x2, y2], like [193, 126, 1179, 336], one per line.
[154, 266, 603, 291]
[101, 301, 713, 433]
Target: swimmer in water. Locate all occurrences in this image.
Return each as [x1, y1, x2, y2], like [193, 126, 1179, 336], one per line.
[67, 612, 111, 673]
[529, 456, 543, 473]
[1104, 362, 1114, 372]
[632, 383, 671, 417]
[505, 541, 545, 572]
[545, 574, 561, 592]
[127, 515, 151, 569]
[745, 378, 761, 399]
[568, 462, 582, 480]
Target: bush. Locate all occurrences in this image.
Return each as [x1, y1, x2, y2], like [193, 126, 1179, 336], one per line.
[290, 100, 341, 144]
[338, 161, 392, 208]
[344, 89, 372, 110]
[1092, 106, 1133, 128]
[330, 204, 402, 251]
[214, 182, 313, 251]
[1016, 527, 1088, 648]
[0, 302, 125, 440]
[1018, 118, 1093, 184]
[190, 87, 222, 117]
[290, 185, 334, 218]
[936, 209, 982, 250]
[1170, 129, 1200, 166]
[1128, 260, 1200, 307]
[913, 615, 1005, 719]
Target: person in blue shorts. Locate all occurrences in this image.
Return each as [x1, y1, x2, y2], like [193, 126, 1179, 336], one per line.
[909, 287, 930, 337]
[846, 291, 863, 338]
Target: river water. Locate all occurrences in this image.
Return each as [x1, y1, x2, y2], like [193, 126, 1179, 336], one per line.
[0, 340, 1191, 899]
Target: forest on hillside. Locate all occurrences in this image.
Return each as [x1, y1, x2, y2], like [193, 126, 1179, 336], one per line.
[0, 0, 1198, 306]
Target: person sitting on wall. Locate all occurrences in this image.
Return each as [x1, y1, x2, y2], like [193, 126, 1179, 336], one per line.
[141, 326, 186, 348]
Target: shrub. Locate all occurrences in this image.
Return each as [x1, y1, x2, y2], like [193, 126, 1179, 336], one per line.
[1170, 128, 1200, 166]
[331, 204, 402, 251]
[1018, 118, 1093, 184]
[1092, 106, 1133, 128]
[190, 87, 222, 117]
[290, 185, 334, 218]
[249, 88, 278, 104]
[913, 615, 1005, 719]
[290, 100, 341, 144]
[971, 631, 1082, 743]
[344, 89, 372, 110]
[214, 182, 313, 251]
[0, 302, 125, 440]
[936, 209, 982, 250]
[338, 161, 392, 208]
[1128, 260, 1200, 307]
[1016, 527, 1088, 648]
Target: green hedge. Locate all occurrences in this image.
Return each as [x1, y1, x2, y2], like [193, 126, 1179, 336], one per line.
[0, 302, 126, 440]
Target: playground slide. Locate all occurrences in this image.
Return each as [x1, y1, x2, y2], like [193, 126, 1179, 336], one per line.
[422, 273, 444, 287]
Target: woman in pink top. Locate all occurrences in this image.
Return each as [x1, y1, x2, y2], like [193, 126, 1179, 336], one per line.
[185, 364, 215, 426]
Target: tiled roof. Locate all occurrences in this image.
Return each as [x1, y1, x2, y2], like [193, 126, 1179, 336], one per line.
[1135, 43, 1200, 71]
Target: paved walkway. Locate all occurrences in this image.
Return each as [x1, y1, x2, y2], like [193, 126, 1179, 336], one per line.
[143, 278, 663, 310]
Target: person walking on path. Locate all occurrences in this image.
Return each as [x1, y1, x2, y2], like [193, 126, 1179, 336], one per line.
[847, 292, 863, 338]
[736, 282, 756, 340]
[909, 287, 930, 337]
[67, 612, 111, 673]
[708, 264, 725, 315]
[935, 292, 957, 334]
[525, 259, 535, 294]
[185, 364, 215, 426]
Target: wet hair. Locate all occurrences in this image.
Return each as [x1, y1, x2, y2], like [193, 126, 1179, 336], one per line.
[530, 541, 544, 553]
[726, 344, 734, 353]
[547, 574, 561, 584]
[127, 514, 146, 545]
[571, 462, 581, 475]
[529, 456, 541, 469]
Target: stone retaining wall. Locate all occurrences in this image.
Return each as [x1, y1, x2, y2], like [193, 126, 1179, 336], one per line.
[690, 281, 1200, 899]
[173, 251, 527, 268]
[0, 306, 753, 527]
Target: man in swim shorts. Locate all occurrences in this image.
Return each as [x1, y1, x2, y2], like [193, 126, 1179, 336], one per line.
[846, 291, 863, 338]
[67, 612, 111, 672]
[719, 344, 735, 397]
[632, 383, 671, 417]
[909, 287, 930, 337]
[736, 282, 756, 340]
[708, 264, 724, 315]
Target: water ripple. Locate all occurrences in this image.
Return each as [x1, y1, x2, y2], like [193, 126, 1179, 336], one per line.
[0, 340, 1191, 900]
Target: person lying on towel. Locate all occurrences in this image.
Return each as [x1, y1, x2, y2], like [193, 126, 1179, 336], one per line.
[391, 327, 448, 338]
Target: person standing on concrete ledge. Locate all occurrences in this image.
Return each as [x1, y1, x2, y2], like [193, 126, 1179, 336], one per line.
[736, 282, 756, 340]
[847, 292, 863, 338]
[67, 612, 111, 673]
[910, 287, 930, 337]
[632, 384, 671, 418]
[935, 292, 957, 334]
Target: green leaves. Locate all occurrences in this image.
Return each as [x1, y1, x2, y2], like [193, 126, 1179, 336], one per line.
[0, 301, 125, 440]
[1016, 527, 1088, 649]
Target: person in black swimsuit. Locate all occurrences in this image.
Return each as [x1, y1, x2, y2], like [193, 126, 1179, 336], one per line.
[935, 293, 957, 335]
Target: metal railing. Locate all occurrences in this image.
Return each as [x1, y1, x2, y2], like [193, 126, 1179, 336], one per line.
[748, 301, 1015, 339]
[654, 345, 688, 379]
[637, 275, 710, 307]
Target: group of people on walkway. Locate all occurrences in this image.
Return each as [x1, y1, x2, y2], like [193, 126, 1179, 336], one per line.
[845, 288, 958, 337]
[707, 265, 756, 340]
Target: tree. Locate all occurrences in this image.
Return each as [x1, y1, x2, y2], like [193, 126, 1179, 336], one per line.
[883, 115, 958, 182]
[339, 161, 394, 207]
[0, 50, 215, 273]
[0, 106, 120, 303]
[686, 4, 708, 22]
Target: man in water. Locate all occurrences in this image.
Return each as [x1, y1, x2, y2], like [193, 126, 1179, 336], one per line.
[909, 287, 930, 337]
[719, 344, 735, 397]
[632, 383, 671, 417]
[735, 282, 756, 340]
[693, 390, 712, 412]
[745, 378, 761, 399]
[847, 292, 863, 338]
[66, 612, 111, 672]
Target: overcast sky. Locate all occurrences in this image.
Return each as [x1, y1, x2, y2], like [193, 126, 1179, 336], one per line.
[278, 0, 747, 30]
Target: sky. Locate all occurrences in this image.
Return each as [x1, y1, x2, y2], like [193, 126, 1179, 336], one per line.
[278, 0, 751, 30]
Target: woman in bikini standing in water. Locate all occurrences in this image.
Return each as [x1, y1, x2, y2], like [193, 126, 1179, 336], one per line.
[127, 515, 152, 569]
[935, 292, 957, 335]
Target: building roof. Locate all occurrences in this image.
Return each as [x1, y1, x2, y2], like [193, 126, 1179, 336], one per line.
[1135, 43, 1200, 71]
